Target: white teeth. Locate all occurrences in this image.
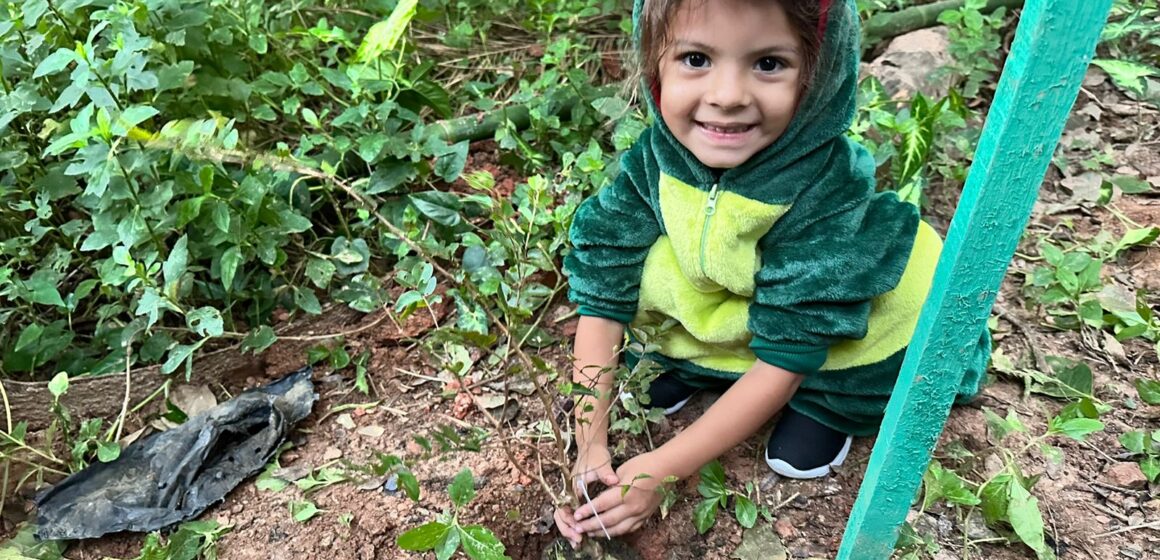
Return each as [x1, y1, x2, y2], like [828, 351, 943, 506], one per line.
[701, 123, 751, 133]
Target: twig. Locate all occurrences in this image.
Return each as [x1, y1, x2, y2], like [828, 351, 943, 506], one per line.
[1093, 520, 1160, 538]
[774, 491, 800, 511]
[993, 302, 1052, 373]
[0, 379, 12, 434]
[1086, 502, 1131, 524]
[111, 339, 133, 443]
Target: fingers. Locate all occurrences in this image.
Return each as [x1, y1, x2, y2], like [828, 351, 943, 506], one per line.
[573, 485, 626, 523]
[554, 508, 583, 547]
[572, 464, 619, 497]
[587, 514, 644, 538]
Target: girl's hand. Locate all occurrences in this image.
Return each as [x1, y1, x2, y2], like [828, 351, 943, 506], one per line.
[556, 444, 620, 549]
[572, 451, 672, 538]
[572, 444, 619, 497]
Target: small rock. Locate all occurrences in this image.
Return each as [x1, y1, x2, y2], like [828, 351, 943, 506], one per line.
[965, 510, 999, 541]
[1126, 143, 1160, 176]
[863, 27, 953, 99]
[1119, 545, 1143, 559]
[336, 414, 356, 430]
[322, 447, 343, 461]
[405, 439, 425, 456]
[1105, 462, 1148, 489]
[775, 519, 795, 539]
[230, 504, 244, 515]
[357, 425, 385, 438]
[319, 534, 334, 549]
[984, 454, 1005, 477]
[791, 495, 809, 508]
[936, 514, 955, 539]
[820, 483, 840, 496]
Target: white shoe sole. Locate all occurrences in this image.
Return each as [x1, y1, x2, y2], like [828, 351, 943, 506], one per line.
[619, 393, 694, 416]
[765, 435, 853, 479]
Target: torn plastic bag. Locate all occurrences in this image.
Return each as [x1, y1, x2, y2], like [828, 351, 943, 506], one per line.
[34, 367, 316, 540]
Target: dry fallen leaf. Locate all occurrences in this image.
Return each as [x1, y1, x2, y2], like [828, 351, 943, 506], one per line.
[170, 384, 218, 418]
[336, 413, 356, 430]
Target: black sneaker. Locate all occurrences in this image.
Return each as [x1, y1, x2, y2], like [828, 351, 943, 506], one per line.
[643, 373, 698, 415]
[764, 408, 853, 479]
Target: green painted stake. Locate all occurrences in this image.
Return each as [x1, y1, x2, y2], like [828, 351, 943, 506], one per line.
[838, 0, 1113, 557]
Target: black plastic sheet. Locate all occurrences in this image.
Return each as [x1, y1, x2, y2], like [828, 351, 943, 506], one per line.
[35, 367, 316, 540]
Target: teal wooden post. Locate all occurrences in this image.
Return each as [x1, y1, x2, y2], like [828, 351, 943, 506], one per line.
[838, 0, 1113, 557]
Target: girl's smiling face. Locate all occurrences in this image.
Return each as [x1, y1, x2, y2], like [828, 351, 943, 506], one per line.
[658, 0, 803, 169]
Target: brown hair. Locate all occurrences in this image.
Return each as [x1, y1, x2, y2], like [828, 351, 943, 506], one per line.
[635, 0, 823, 96]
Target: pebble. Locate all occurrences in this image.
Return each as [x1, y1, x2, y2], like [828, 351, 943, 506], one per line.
[792, 495, 809, 508]
[319, 534, 334, 549]
[1105, 462, 1148, 490]
[322, 447, 343, 461]
[1120, 546, 1143, 559]
[775, 518, 795, 539]
[231, 504, 244, 514]
[820, 483, 840, 496]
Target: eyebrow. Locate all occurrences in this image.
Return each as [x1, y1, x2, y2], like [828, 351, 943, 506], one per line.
[673, 40, 800, 57]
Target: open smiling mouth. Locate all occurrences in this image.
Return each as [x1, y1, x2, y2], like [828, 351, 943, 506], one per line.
[696, 121, 757, 134]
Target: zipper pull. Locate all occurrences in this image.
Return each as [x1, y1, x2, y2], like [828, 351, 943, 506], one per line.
[705, 183, 720, 216]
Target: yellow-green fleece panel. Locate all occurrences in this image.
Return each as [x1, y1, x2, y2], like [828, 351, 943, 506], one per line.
[635, 237, 756, 373]
[822, 221, 942, 370]
[656, 174, 789, 296]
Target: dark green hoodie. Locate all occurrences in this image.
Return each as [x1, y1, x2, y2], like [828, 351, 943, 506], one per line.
[564, 0, 987, 430]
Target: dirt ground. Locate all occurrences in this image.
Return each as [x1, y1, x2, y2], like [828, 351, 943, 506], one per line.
[5, 45, 1160, 560]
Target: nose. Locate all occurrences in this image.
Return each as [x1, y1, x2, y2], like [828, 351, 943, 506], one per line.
[705, 68, 751, 109]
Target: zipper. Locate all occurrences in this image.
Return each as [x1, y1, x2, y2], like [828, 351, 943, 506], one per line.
[699, 183, 719, 278]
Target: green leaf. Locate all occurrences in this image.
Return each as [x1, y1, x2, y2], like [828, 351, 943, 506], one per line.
[733, 495, 758, 529]
[1047, 417, 1104, 442]
[697, 460, 727, 499]
[1110, 175, 1153, 194]
[1140, 457, 1160, 482]
[242, 326, 277, 353]
[186, 307, 224, 338]
[399, 470, 421, 501]
[1042, 356, 1093, 398]
[26, 280, 65, 308]
[693, 497, 720, 534]
[161, 343, 200, 376]
[591, 96, 630, 119]
[305, 258, 337, 289]
[1092, 59, 1159, 96]
[1119, 431, 1146, 454]
[289, 500, 320, 522]
[459, 525, 507, 560]
[1135, 378, 1160, 405]
[249, 33, 268, 54]
[980, 474, 1012, 526]
[1114, 227, 1160, 256]
[113, 106, 158, 136]
[397, 522, 450, 551]
[33, 48, 77, 78]
[434, 524, 461, 560]
[433, 140, 470, 183]
[922, 461, 981, 508]
[295, 288, 323, 315]
[97, 441, 121, 462]
[449, 468, 475, 508]
[411, 191, 464, 228]
[983, 407, 1025, 442]
[47, 372, 69, 398]
[163, 235, 189, 287]
[1007, 480, 1054, 560]
[211, 201, 230, 233]
[354, 0, 419, 62]
[220, 246, 242, 292]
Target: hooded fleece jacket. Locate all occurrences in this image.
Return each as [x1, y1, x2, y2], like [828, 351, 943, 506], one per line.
[564, 0, 989, 435]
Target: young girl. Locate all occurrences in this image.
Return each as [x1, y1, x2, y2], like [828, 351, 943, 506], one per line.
[555, 0, 990, 545]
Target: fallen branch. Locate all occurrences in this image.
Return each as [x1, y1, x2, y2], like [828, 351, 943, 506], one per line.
[864, 0, 1025, 42]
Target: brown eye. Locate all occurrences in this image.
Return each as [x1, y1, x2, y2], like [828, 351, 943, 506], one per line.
[756, 57, 784, 73]
[682, 52, 710, 68]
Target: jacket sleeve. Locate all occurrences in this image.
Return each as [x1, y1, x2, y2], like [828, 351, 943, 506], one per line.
[564, 140, 662, 324]
[748, 150, 919, 375]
